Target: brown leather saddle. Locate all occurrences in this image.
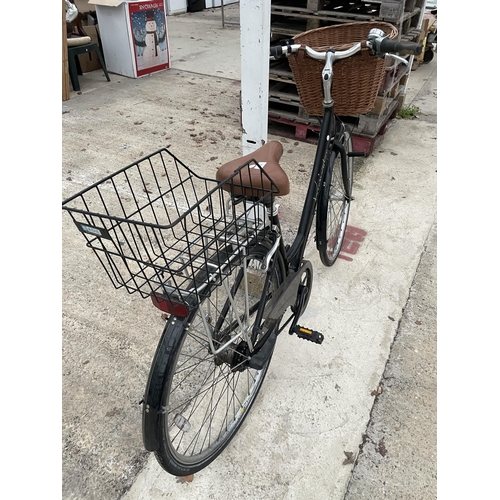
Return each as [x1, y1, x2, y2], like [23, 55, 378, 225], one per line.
[215, 141, 290, 198]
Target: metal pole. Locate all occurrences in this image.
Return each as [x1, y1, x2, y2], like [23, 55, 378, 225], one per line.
[240, 0, 270, 155]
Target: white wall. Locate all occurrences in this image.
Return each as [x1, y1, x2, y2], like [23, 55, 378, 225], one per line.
[166, 0, 238, 15]
[167, 0, 187, 15]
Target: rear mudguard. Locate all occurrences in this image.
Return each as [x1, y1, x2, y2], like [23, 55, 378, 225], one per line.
[142, 315, 190, 452]
[142, 240, 282, 451]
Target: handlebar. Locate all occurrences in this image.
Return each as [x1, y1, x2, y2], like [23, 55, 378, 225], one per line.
[269, 44, 294, 59]
[270, 30, 422, 61]
[375, 37, 422, 57]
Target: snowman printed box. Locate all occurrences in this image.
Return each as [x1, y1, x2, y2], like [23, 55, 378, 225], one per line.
[91, 0, 170, 78]
[128, 2, 170, 76]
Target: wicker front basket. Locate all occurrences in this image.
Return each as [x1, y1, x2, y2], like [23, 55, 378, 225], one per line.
[288, 22, 398, 117]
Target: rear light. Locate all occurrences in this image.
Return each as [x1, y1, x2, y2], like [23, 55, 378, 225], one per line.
[150, 292, 189, 318]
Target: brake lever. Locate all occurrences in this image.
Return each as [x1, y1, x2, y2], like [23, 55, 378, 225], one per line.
[385, 53, 409, 65]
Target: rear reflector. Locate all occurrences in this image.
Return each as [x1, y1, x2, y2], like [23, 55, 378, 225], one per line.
[150, 293, 189, 318]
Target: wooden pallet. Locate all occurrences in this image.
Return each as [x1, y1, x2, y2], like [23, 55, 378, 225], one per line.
[269, 81, 303, 107]
[271, 0, 422, 29]
[379, 59, 410, 96]
[268, 93, 401, 157]
[268, 109, 399, 157]
[401, 27, 421, 42]
[269, 59, 296, 84]
[268, 112, 322, 142]
[352, 102, 400, 156]
[271, 0, 381, 15]
[269, 79, 325, 129]
[351, 96, 400, 136]
[370, 75, 408, 115]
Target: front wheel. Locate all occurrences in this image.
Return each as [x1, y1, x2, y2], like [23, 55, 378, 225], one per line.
[316, 129, 353, 267]
[144, 241, 284, 476]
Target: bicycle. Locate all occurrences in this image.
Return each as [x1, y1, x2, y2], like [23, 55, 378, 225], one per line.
[62, 24, 421, 477]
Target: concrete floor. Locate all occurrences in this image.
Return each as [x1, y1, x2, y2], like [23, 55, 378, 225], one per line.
[61, 5, 437, 499]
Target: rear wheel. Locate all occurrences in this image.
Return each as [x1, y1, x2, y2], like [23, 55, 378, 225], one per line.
[151, 242, 284, 476]
[316, 130, 353, 267]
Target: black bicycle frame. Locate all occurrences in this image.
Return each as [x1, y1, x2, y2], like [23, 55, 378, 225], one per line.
[249, 54, 350, 348]
[284, 49, 355, 272]
[249, 112, 341, 342]
[286, 106, 337, 271]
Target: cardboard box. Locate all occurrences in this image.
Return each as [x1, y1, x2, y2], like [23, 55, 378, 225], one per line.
[89, 1, 170, 78]
[77, 24, 103, 73]
[74, 0, 93, 11]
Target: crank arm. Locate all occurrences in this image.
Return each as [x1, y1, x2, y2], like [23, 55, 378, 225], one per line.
[288, 283, 309, 335]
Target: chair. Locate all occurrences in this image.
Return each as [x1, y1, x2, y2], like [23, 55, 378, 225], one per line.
[66, 1, 110, 92]
[67, 35, 110, 92]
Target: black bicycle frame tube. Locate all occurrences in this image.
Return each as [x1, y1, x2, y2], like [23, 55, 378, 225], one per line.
[332, 136, 351, 200]
[286, 105, 335, 271]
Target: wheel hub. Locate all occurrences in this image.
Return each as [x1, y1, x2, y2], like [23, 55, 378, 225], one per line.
[230, 341, 250, 372]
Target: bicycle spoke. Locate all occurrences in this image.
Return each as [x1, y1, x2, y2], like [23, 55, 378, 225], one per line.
[171, 364, 249, 456]
[188, 367, 241, 455]
[157, 242, 283, 471]
[317, 131, 352, 266]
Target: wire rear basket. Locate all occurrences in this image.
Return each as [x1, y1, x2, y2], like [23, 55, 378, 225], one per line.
[62, 148, 278, 314]
[288, 22, 398, 117]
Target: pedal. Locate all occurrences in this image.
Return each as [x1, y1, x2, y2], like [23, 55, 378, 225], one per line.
[292, 325, 324, 344]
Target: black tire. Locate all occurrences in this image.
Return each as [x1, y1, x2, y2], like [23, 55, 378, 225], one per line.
[148, 241, 284, 476]
[423, 48, 434, 63]
[316, 129, 353, 267]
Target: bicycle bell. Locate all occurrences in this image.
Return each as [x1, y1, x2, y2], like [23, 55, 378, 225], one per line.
[368, 28, 385, 41]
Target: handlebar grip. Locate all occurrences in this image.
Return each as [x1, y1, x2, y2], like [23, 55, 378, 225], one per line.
[270, 45, 285, 59]
[379, 38, 422, 56]
[270, 39, 295, 59]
